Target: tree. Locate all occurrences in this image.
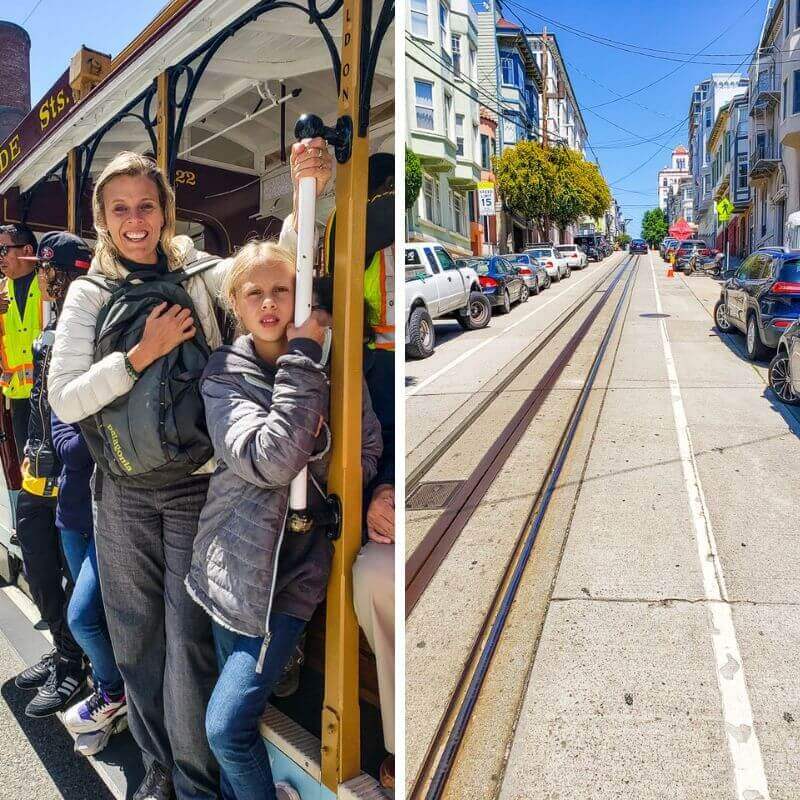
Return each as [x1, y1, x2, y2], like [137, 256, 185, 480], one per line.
[615, 233, 631, 249]
[641, 208, 668, 247]
[406, 148, 422, 210]
[493, 141, 612, 243]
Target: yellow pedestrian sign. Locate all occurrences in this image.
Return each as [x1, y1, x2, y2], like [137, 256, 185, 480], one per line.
[716, 197, 734, 222]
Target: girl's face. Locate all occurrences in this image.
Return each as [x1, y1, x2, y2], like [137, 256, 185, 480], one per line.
[232, 261, 295, 345]
[102, 174, 165, 264]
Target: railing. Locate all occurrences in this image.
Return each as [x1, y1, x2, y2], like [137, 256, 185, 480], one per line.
[749, 138, 780, 176]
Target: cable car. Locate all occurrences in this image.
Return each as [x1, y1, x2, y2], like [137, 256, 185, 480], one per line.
[0, 0, 394, 797]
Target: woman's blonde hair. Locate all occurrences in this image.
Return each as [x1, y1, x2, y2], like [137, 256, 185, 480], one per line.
[92, 151, 183, 276]
[220, 239, 296, 319]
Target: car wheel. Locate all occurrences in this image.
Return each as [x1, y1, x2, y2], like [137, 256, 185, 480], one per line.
[497, 288, 512, 314]
[519, 283, 530, 303]
[768, 351, 800, 405]
[745, 314, 769, 361]
[406, 306, 435, 359]
[531, 278, 540, 296]
[552, 271, 561, 283]
[714, 299, 734, 334]
[543, 274, 552, 289]
[457, 292, 492, 331]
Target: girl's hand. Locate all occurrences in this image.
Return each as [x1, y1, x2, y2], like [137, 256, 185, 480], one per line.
[128, 302, 195, 372]
[367, 484, 394, 544]
[289, 138, 333, 231]
[287, 309, 328, 346]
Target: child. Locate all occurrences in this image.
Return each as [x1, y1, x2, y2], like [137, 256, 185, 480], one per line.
[185, 241, 382, 800]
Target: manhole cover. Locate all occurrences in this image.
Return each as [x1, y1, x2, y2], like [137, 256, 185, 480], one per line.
[407, 480, 463, 510]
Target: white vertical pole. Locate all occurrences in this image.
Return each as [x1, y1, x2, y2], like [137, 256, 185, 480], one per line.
[289, 175, 316, 513]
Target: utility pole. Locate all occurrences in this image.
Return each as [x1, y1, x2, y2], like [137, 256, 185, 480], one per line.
[541, 26, 548, 148]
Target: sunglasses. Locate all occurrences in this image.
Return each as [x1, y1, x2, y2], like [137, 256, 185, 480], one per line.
[0, 244, 25, 257]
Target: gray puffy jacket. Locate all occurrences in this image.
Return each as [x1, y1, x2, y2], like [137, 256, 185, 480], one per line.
[185, 334, 382, 640]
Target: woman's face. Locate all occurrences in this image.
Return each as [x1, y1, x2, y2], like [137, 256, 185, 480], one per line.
[102, 174, 165, 264]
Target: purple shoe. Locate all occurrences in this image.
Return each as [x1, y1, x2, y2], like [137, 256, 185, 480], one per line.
[64, 686, 127, 734]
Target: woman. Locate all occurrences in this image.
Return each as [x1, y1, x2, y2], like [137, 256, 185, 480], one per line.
[48, 146, 333, 800]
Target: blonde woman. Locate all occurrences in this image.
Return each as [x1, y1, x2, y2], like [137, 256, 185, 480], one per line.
[49, 146, 332, 800]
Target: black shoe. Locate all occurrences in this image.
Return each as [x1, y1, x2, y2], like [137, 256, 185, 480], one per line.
[273, 632, 306, 699]
[25, 657, 85, 718]
[132, 763, 174, 800]
[15, 650, 57, 690]
[9, 532, 19, 546]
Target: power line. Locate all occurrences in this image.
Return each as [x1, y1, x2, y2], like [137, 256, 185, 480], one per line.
[20, 0, 46, 25]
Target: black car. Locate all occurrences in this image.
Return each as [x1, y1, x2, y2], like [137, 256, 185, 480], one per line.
[714, 248, 800, 360]
[629, 239, 648, 254]
[461, 256, 527, 313]
[574, 235, 602, 261]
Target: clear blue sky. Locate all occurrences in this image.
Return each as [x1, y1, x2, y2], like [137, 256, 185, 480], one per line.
[7, 0, 168, 102]
[495, 0, 770, 236]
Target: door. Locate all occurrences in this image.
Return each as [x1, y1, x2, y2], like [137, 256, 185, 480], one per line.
[728, 255, 758, 326]
[498, 259, 522, 301]
[434, 246, 466, 312]
[744, 253, 773, 326]
[422, 246, 444, 316]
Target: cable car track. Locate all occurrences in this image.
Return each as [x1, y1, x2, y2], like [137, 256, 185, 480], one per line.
[407, 256, 640, 800]
[406, 255, 634, 616]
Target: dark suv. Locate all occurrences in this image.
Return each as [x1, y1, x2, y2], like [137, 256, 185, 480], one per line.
[714, 248, 800, 360]
[629, 238, 648, 254]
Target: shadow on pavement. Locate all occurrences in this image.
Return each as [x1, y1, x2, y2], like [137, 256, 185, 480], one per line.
[1, 677, 119, 799]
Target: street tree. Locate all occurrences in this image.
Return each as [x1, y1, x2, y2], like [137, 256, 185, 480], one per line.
[641, 207, 668, 247]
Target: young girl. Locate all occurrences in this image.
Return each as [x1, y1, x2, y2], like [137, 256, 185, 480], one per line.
[185, 241, 382, 800]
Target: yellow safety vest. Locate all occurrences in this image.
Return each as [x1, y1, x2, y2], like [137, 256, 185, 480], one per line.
[21, 460, 58, 498]
[364, 247, 394, 351]
[0, 275, 43, 400]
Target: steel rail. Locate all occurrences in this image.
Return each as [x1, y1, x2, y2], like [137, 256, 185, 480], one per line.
[406, 256, 632, 616]
[416, 258, 640, 800]
[407, 257, 625, 492]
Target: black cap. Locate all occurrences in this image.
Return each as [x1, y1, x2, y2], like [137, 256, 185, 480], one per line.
[29, 231, 92, 272]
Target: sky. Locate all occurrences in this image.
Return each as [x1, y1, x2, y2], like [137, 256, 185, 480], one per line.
[495, 0, 771, 237]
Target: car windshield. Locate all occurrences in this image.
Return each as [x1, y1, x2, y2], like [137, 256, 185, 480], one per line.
[679, 240, 706, 249]
[556, 246, 575, 253]
[529, 249, 551, 258]
[466, 258, 490, 275]
[778, 260, 800, 282]
[507, 255, 527, 263]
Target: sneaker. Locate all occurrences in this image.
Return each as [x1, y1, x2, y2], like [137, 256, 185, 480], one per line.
[132, 762, 174, 800]
[74, 715, 128, 757]
[25, 657, 85, 718]
[275, 782, 301, 800]
[64, 686, 127, 734]
[273, 632, 306, 698]
[15, 650, 57, 690]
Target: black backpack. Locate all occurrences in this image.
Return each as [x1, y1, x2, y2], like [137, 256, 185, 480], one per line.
[77, 256, 220, 488]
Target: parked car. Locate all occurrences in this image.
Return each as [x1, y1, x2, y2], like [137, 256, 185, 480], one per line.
[629, 238, 648, 254]
[524, 245, 570, 281]
[660, 237, 678, 259]
[460, 256, 528, 313]
[506, 253, 550, 293]
[405, 243, 491, 359]
[555, 244, 588, 270]
[769, 319, 800, 405]
[573, 234, 603, 261]
[713, 248, 800, 360]
[674, 239, 711, 268]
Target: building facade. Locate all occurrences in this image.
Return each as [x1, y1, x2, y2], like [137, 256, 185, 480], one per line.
[407, 0, 482, 255]
[657, 146, 690, 212]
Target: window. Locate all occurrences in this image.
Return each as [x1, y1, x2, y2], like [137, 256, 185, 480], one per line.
[737, 152, 748, 191]
[481, 134, 491, 169]
[439, 2, 448, 50]
[470, 46, 477, 81]
[444, 93, 453, 140]
[705, 108, 711, 128]
[761, 191, 767, 237]
[432, 178, 441, 225]
[435, 246, 458, 271]
[423, 247, 440, 273]
[410, 0, 428, 37]
[415, 80, 434, 130]
[677, 158, 685, 170]
[794, 70, 800, 115]
[797, 0, 800, 28]
[663, 178, 668, 187]
[455, 114, 464, 156]
[784, 78, 789, 120]
[788, 0, 792, 35]
[451, 34, 461, 76]
[501, 56, 514, 85]
[452, 192, 466, 236]
[423, 176, 435, 223]
[473, 124, 479, 164]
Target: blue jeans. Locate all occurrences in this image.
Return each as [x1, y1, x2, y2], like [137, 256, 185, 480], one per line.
[60, 528, 124, 695]
[206, 614, 306, 800]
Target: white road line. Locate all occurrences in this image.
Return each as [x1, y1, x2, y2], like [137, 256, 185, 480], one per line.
[649, 252, 769, 800]
[407, 263, 609, 396]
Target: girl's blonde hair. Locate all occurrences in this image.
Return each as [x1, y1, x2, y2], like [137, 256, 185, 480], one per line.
[220, 239, 296, 319]
[92, 151, 182, 276]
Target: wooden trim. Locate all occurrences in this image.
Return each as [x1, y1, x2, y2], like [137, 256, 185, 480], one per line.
[156, 72, 172, 179]
[66, 149, 79, 234]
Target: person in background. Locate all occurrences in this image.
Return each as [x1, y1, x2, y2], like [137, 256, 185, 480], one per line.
[12, 232, 88, 718]
[185, 240, 382, 800]
[0, 224, 42, 462]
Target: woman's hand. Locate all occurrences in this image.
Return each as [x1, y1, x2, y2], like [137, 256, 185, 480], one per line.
[366, 484, 394, 544]
[127, 302, 196, 373]
[289, 137, 333, 230]
[287, 309, 328, 347]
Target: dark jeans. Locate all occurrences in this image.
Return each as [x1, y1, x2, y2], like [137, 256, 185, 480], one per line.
[60, 529, 123, 695]
[206, 615, 306, 800]
[10, 397, 30, 462]
[93, 472, 219, 800]
[15, 489, 83, 664]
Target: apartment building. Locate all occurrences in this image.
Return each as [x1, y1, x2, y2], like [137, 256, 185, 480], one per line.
[407, 0, 482, 255]
[657, 146, 690, 212]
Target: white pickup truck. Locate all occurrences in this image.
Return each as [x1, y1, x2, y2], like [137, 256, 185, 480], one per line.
[405, 242, 491, 359]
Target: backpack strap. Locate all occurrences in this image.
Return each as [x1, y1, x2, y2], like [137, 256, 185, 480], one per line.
[163, 255, 222, 285]
[75, 274, 118, 293]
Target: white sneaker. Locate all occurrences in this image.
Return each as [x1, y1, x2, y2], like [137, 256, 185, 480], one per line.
[275, 781, 301, 800]
[64, 686, 127, 734]
[74, 715, 128, 757]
